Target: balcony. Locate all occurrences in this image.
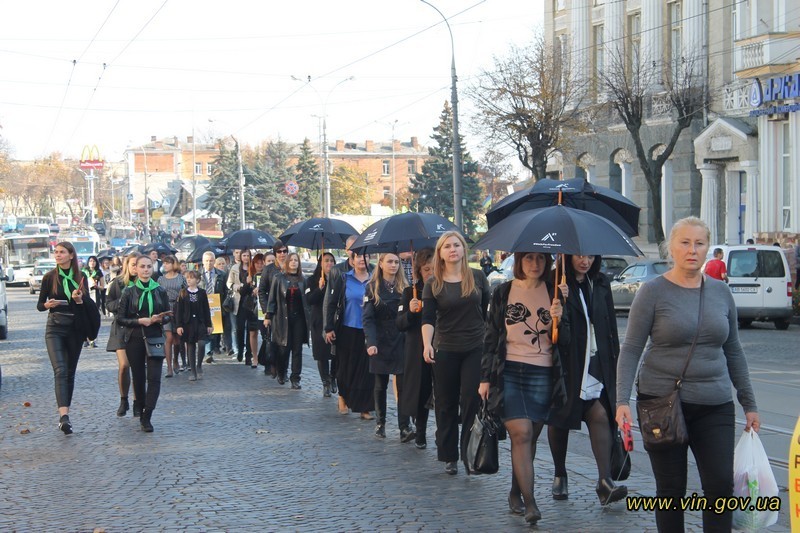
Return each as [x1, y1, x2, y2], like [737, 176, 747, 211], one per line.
[720, 81, 751, 117]
[734, 32, 800, 78]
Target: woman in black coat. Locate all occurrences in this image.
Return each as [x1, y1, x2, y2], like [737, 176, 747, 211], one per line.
[306, 252, 337, 397]
[116, 255, 172, 433]
[547, 254, 627, 505]
[396, 247, 435, 449]
[105, 252, 140, 417]
[363, 252, 411, 440]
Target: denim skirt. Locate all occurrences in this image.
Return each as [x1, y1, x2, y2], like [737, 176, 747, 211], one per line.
[502, 360, 552, 423]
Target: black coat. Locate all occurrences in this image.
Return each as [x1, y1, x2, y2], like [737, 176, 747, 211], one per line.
[174, 288, 212, 343]
[362, 282, 405, 375]
[116, 283, 171, 341]
[105, 276, 132, 351]
[549, 273, 619, 430]
[266, 272, 311, 348]
[306, 272, 331, 361]
[396, 282, 432, 418]
[481, 280, 570, 420]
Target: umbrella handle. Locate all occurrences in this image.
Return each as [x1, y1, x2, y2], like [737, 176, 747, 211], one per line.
[551, 254, 564, 344]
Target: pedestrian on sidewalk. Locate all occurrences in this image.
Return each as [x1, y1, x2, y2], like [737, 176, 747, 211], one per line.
[422, 232, 490, 476]
[159, 256, 186, 377]
[37, 242, 92, 435]
[228, 249, 257, 365]
[548, 254, 627, 506]
[306, 252, 337, 397]
[267, 252, 310, 388]
[616, 217, 760, 532]
[105, 253, 140, 417]
[258, 241, 289, 377]
[116, 255, 173, 433]
[198, 251, 226, 362]
[246, 253, 266, 369]
[363, 252, 412, 441]
[396, 247, 435, 450]
[82, 255, 104, 348]
[175, 270, 212, 381]
[479, 251, 566, 525]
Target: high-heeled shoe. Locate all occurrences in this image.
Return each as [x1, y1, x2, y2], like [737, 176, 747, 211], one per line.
[524, 498, 542, 524]
[552, 475, 569, 500]
[360, 412, 374, 420]
[507, 492, 524, 515]
[116, 397, 129, 417]
[132, 400, 142, 418]
[338, 397, 349, 415]
[596, 478, 628, 505]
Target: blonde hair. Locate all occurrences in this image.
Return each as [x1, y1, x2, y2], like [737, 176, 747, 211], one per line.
[368, 253, 409, 306]
[431, 231, 475, 298]
[121, 252, 141, 285]
[661, 216, 711, 258]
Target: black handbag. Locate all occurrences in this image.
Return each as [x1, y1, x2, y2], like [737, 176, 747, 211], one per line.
[143, 331, 167, 359]
[466, 400, 500, 475]
[222, 292, 234, 314]
[610, 427, 632, 480]
[49, 312, 75, 327]
[78, 294, 101, 340]
[636, 278, 704, 452]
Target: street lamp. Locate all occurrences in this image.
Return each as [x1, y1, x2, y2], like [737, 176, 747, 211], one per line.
[420, 0, 463, 231]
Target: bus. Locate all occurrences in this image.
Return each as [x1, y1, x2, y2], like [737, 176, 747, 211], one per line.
[108, 224, 139, 248]
[0, 234, 51, 284]
[59, 230, 101, 265]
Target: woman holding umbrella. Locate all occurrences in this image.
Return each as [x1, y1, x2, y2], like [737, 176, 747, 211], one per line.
[547, 254, 627, 505]
[306, 252, 337, 397]
[421, 232, 491, 475]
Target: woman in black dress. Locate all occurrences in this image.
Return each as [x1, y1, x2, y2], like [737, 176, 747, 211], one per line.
[396, 247, 435, 449]
[116, 255, 172, 432]
[175, 270, 212, 381]
[306, 252, 337, 397]
[106, 253, 140, 417]
[36, 242, 93, 435]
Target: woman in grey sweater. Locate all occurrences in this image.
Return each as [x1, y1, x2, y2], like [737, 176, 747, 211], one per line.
[615, 216, 760, 532]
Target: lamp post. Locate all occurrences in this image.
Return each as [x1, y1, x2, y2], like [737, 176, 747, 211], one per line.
[420, 0, 463, 231]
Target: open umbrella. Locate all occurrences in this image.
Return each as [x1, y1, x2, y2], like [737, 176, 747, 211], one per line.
[279, 217, 358, 250]
[175, 235, 211, 250]
[486, 177, 641, 237]
[142, 242, 177, 255]
[222, 229, 276, 250]
[186, 243, 229, 263]
[349, 212, 462, 255]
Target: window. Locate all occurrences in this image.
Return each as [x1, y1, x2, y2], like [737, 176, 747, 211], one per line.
[593, 24, 604, 98]
[729, 250, 786, 278]
[407, 159, 416, 175]
[194, 162, 202, 175]
[382, 160, 390, 176]
[383, 186, 391, 198]
[555, 0, 565, 11]
[628, 13, 641, 72]
[669, 2, 682, 81]
[206, 163, 214, 175]
[781, 122, 792, 229]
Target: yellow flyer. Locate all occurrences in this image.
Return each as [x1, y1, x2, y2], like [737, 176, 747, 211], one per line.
[208, 293, 223, 334]
[791, 414, 800, 532]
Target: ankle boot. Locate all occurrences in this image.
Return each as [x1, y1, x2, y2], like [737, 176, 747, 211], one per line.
[132, 400, 142, 418]
[322, 382, 331, 397]
[596, 477, 627, 505]
[374, 389, 387, 428]
[330, 378, 338, 394]
[117, 397, 129, 417]
[140, 408, 154, 433]
[552, 475, 569, 500]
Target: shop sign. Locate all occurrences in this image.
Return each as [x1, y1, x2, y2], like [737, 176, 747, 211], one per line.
[749, 72, 800, 117]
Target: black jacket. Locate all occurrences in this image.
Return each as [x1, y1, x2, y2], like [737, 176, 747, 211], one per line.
[549, 273, 619, 430]
[322, 264, 372, 334]
[306, 271, 331, 360]
[266, 272, 311, 347]
[174, 288, 212, 331]
[116, 283, 171, 340]
[481, 280, 569, 419]
[362, 283, 405, 375]
[257, 263, 282, 315]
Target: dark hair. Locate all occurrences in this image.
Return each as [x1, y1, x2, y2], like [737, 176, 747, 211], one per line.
[312, 252, 336, 281]
[86, 255, 99, 270]
[284, 252, 302, 275]
[413, 247, 435, 281]
[249, 253, 264, 277]
[512, 252, 554, 281]
[50, 242, 85, 296]
[184, 269, 200, 281]
[162, 255, 177, 265]
[561, 254, 602, 283]
[713, 247, 724, 256]
[272, 239, 286, 253]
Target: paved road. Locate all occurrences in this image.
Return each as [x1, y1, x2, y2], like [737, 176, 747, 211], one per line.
[1, 288, 791, 531]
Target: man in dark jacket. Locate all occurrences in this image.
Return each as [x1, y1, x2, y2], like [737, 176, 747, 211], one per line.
[199, 251, 228, 362]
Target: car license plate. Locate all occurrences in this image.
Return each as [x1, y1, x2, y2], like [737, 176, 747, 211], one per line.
[731, 286, 758, 293]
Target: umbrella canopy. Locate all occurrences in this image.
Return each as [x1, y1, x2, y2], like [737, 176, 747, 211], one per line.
[97, 248, 117, 261]
[141, 242, 178, 255]
[349, 212, 463, 255]
[279, 217, 358, 250]
[186, 243, 230, 263]
[222, 229, 277, 250]
[486, 177, 641, 237]
[473, 205, 643, 257]
[119, 244, 145, 256]
[175, 236, 211, 250]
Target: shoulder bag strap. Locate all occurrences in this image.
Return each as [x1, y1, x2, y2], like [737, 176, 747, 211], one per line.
[675, 277, 704, 389]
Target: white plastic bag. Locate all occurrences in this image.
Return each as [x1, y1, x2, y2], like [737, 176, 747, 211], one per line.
[732, 430, 779, 531]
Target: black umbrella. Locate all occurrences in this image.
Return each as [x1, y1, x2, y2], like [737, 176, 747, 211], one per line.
[486, 177, 641, 237]
[279, 217, 358, 250]
[175, 236, 211, 250]
[186, 243, 230, 263]
[97, 248, 117, 261]
[474, 205, 642, 257]
[141, 242, 177, 255]
[349, 212, 463, 255]
[222, 229, 276, 250]
[120, 244, 146, 256]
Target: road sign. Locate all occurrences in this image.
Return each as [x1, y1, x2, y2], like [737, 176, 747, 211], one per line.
[127, 194, 134, 201]
[285, 180, 299, 196]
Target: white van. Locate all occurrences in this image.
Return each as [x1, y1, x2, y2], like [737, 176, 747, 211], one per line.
[706, 245, 793, 330]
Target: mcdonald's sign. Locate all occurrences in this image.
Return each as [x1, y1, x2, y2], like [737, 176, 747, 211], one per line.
[79, 145, 104, 170]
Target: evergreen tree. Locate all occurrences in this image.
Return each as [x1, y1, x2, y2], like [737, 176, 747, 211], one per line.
[409, 101, 483, 235]
[249, 139, 303, 235]
[205, 144, 242, 233]
[295, 138, 321, 218]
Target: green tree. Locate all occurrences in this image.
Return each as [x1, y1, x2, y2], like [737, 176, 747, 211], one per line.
[295, 138, 321, 218]
[330, 166, 369, 215]
[249, 139, 304, 235]
[205, 143, 243, 233]
[409, 101, 483, 234]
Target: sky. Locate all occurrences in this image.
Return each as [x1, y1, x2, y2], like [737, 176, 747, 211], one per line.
[0, 0, 544, 169]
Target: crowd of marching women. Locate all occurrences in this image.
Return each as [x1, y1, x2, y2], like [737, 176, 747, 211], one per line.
[37, 213, 760, 530]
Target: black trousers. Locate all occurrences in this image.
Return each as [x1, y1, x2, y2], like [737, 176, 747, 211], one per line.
[235, 309, 256, 361]
[374, 373, 410, 429]
[317, 357, 338, 386]
[431, 345, 482, 463]
[641, 397, 735, 533]
[127, 333, 165, 411]
[278, 314, 305, 381]
[45, 322, 84, 408]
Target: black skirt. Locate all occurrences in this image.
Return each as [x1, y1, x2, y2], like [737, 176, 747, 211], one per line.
[335, 326, 373, 413]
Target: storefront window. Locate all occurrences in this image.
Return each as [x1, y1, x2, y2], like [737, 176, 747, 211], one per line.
[781, 122, 791, 229]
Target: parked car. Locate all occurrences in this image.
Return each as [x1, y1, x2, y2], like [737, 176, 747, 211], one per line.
[0, 265, 8, 340]
[705, 244, 793, 330]
[599, 255, 634, 280]
[487, 255, 515, 292]
[28, 265, 49, 294]
[610, 259, 671, 311]
[6, 263, 34, 287]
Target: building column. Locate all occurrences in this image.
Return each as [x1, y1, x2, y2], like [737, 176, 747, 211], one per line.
[641, 0, 663, 87]
[571, 0, 590, 95]
[758, 115, 776, 233]
[740, 161, 759, 241]
[620, 161, 633, 199]
[682, 0, 705, 60]
[661, 160, 674, 236]
[604, 0, 624, 63]
[699, 164, 720, 243]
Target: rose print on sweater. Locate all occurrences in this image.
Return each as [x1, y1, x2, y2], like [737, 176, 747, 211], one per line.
[506, 303, 551, 347]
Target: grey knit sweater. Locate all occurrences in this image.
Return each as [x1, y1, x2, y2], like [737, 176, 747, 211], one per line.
[616, 276, 757, 412]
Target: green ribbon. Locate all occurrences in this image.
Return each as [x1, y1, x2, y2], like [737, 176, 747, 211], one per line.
[135, 278, 160, 316]
[58, 267, 80, 301]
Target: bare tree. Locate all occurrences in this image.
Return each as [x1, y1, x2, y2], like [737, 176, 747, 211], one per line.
[468, 33, 586, 181]
[600, 46, 706, 245]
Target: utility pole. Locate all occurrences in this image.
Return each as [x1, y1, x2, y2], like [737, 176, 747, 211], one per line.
[391, 119, 397, 213]
[322, 118, 330, 218]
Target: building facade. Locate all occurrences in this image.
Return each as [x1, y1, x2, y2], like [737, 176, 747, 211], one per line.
[544, 0, 799, 245]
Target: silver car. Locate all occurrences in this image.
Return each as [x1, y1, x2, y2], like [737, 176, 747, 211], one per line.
[610, 259, 671, 311]
[487, 255, 515, 292]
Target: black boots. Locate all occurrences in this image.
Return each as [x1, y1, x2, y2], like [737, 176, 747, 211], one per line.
[596, 477, 628, 505]
[132, 400, 142, 418]
[290, 378, 301, 390]
[140, 408, 154, 433]
[322, 382, 331, 397]
[117, 397, 129, 417]
[59, 414, 73, 435]
[374, 424, 386, 438]
[400, 426, 416, 443]
[330, 378, 338, 394]
[552, 476, 569, 500]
